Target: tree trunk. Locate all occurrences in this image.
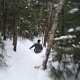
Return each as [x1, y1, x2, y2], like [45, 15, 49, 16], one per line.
[44, 2, 52, 47]
[61, 7, 65, 36]
[2, 0, 7, 40]
[13, 2, 18, 52]
[42, 0, 65, 70]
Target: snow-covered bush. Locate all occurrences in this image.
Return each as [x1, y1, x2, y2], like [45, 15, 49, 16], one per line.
[0, 37, 7, 68]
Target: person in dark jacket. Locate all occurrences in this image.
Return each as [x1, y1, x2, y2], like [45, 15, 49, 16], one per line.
[30, 39, 43, 53]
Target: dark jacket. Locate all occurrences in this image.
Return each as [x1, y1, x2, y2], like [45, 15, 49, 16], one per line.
[30, 43, 43, 53]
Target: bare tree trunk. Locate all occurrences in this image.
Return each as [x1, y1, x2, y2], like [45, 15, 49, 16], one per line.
[42, 0, 65, 70]
[44, 2, 52, 47]
[2, 0, 7, 40]
[61, 7, 65, 36]
[13, 2, 18, 52]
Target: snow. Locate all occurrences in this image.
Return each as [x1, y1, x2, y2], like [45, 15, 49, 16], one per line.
[0, 38, 52, 80]
[51, 61, 59, 69]
[75, 26, 80, 31]
[68, 28, 74, 32]
[0, 35, 80, 80]
[68, 8, 79, 13]
[67, 27, 80, 33]
[54, 35, 76, 40]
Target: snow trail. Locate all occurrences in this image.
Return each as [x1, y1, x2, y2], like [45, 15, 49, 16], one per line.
[0, 38, 51, 80]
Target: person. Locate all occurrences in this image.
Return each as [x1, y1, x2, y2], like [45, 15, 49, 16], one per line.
[30, 39, 43, 53]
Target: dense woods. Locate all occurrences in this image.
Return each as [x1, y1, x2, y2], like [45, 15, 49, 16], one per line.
[0, 0, 80, 80]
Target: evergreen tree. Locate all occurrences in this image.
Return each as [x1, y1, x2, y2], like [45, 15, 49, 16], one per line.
[0, 36, 7, 67]
[48, 0, 80, 79]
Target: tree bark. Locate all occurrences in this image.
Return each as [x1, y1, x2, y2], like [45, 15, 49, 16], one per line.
[13, 2, 18, 52]
[61, 7, 65, 36]
[42, 0, 65, 70]
[44, 2, 52, 47]
[2, 0, 7, 40]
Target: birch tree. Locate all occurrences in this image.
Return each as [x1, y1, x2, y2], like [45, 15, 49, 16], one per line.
[42, 0, 65, 70]
[44, 2, 52, 47]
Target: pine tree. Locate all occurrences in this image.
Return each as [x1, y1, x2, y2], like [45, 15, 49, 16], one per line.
[48, 0, 80, 79]
[0, 36, 7, 67]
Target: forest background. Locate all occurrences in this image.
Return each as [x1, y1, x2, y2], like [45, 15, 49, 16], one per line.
[0, 0, 80, 80]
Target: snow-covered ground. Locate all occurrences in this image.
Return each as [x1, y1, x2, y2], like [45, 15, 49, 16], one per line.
[0, 37, 52, 80]
[0, 36, 80, 80]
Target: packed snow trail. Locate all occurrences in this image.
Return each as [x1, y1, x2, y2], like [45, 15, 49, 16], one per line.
[0, 38, 52, 80]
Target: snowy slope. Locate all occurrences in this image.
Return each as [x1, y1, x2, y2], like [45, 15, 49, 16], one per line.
[0, 38, 52, 80]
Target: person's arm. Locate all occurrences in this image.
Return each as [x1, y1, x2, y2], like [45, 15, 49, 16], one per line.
[30, 44, 35, 49]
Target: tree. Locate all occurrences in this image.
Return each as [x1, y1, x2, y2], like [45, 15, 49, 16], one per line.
[2, 0, 7, 40]
[42, 0, 65, 70]
[0, 36, 7, 67]
[48, 0, 80, 79]
[13, 0, 19, 52]
[44, 2, 52, 46]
